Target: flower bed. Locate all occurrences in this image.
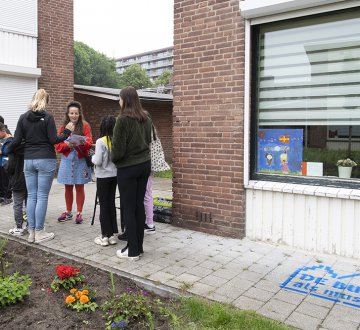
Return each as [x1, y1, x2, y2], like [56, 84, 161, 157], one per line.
[0, 239, 173, 329]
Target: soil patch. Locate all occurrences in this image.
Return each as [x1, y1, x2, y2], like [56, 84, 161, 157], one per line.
[0, 239, 174, 329]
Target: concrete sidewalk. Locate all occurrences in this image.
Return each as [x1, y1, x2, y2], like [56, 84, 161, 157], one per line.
[0, 178, 359, 330]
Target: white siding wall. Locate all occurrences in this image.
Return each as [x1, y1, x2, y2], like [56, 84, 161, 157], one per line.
[0, 0, 38, 131]
[0, 31, 37, 68]
[0, 0, 37, 35]
[246, 186, 360, 258]
[0, 76, 37, 133]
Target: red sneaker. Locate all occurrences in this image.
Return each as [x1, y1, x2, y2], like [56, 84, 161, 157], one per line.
[58, 212, 73, 222]
[75, 213, 83, 224]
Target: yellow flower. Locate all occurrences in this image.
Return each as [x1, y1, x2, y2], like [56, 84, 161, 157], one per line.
[70, 288, 77, 294]
[65, 295, 75, 304]
[80, 295, 89, 304]
[82, 289, 89, 295]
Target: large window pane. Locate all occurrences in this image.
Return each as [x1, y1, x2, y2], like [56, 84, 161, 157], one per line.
[254, 10, 360, 180]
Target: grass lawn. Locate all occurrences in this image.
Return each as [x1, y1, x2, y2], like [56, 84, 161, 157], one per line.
[171, 297, 294, 330]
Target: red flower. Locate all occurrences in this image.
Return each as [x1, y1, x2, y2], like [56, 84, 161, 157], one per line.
[55, 265, 81, 280]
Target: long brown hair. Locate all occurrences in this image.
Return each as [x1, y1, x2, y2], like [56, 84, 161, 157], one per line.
[63, 101, 86, 134]
[119, 86, 148, 122]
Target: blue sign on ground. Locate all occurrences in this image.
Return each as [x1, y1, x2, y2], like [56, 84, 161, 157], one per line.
[257, 129, 303, 175]
[280, 265, 360, 308]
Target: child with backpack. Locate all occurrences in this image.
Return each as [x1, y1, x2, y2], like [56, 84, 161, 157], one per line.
[0, 117, 12, 205]
[0, 122, 13, 206]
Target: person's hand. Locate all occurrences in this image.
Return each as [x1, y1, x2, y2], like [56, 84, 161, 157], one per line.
[65, 122, 75, 131]
[80, 139, 86, 145]
[65, 141, 73, 150]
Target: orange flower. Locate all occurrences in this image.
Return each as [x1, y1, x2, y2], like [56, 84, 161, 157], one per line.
[80, 295, 89, 304]
[75, 291, 82, 299]
[70, 288, 77, 294]
[65, 295, 75, 304]
[82, 290, 89, 295]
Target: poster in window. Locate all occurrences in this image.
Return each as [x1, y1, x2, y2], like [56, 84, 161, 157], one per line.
[257, 129, 303, 175]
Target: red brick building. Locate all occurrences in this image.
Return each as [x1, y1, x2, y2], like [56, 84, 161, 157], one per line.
[38, 0, 74, 126]
[172, 0, 245, 238]
[74, 85, 173, 162]
[173, 0, 360, 258]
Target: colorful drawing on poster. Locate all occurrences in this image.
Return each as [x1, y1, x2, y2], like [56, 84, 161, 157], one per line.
[257, 129, 303, 175]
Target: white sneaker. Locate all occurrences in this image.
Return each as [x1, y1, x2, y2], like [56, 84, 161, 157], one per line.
[94, 236, 109, 246]
[9, 227, 24, 236]
[108, 235, 117, 245]
[28, 230, 35, 243]
[34, 230, 55, 244]
[116, 246, 139, 261]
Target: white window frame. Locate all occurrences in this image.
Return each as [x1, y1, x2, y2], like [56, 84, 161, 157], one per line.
[240, 0, 360, 23]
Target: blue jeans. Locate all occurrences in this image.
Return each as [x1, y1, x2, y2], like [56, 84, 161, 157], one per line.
[24, 159, 56, 230]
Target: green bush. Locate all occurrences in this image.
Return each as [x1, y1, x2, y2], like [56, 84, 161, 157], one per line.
[153, 167, 172, 179]
[0, 272, 32, 306]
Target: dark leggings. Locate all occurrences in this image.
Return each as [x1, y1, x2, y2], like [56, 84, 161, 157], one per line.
[117, 161, 151, 257]
[97, 176, 118, 237]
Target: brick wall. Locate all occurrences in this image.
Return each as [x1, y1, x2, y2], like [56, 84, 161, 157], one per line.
[173, 0, 245, 237]
[74, 93, 173, 162]
[37, 0, 74, 127]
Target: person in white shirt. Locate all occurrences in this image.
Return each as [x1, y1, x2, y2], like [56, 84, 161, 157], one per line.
[92, 115, 118, 246]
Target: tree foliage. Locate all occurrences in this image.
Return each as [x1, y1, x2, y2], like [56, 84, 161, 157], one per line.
[153, 70, 172, 87]
[118, 64, 153, 89]
[74, 41, 121, 88]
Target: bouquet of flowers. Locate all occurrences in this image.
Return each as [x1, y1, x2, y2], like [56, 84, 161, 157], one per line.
[65, 288, 98, 312]
[50, 264, 85, 292]
[336, 158, 357, 167]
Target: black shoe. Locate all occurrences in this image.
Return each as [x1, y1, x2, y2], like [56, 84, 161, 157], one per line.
[118, 232, 127, 241]
[144, 223, 155, 234]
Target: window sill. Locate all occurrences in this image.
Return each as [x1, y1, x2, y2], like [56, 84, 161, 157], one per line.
[245, 180, 360, 200]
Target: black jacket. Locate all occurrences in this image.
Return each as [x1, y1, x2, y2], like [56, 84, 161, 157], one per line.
[4, 141, 26, 192]
[7, 110, 71, 159]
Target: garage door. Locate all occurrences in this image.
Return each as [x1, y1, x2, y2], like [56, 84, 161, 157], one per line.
[0, 75, 37, 134]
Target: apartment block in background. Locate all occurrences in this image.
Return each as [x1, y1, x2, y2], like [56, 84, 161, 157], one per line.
[115, 47, 173, 82]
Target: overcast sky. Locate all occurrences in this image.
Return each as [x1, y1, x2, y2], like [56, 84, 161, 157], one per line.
[74, 0, 174, 59]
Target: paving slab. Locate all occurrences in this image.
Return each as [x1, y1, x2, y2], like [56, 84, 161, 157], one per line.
[0, 177, 359, 330]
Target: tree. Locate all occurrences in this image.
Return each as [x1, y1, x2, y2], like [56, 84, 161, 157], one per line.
[153, 70, 172, 87]
[74, 41, 121, 88]
[74, 42, 92, 86]
[118, 64, 153, 89]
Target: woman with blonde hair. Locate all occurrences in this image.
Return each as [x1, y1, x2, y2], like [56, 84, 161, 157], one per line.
[111, 86, 152, 260]
[7, 89, 74, 243]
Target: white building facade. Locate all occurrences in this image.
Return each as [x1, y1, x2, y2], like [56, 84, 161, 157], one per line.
[0, 0, 41, 133]
[241, 0, 360, 258]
